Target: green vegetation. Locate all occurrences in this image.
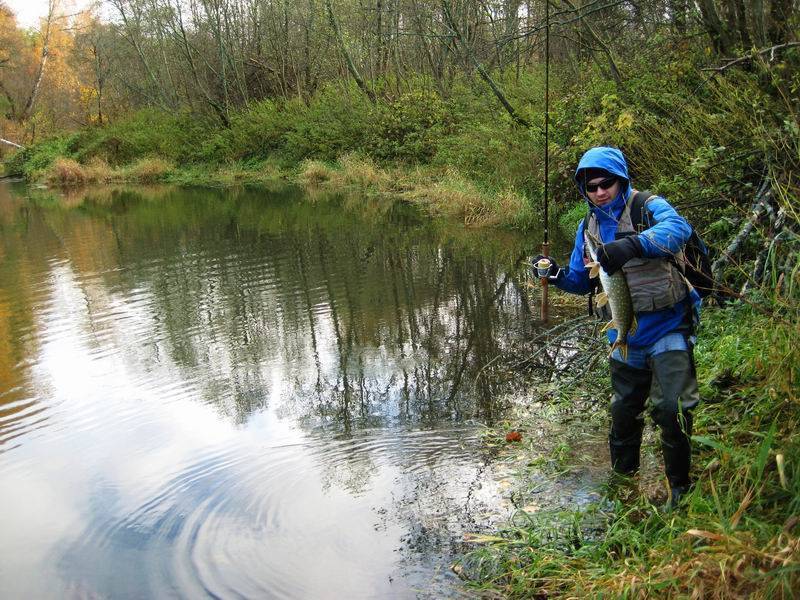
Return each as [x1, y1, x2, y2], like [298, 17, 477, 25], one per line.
[4, 45, 797, 236]
[3, 26, 799, 599]
[458, 300, 799, 597]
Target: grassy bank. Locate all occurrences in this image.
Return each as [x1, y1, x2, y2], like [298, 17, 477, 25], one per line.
[3, 44, 797, 237]
[459, 298, 799, 597]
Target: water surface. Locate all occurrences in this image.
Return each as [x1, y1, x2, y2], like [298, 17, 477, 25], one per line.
[0, 182, 579, 598]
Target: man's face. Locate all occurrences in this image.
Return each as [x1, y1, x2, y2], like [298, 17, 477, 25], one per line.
[586, 176, 620, 207]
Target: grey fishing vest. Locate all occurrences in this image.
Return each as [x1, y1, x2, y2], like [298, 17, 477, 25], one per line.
[585, 192, 689, 314]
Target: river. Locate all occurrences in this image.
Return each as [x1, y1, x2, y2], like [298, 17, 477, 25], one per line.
[0, 181, 595, 598]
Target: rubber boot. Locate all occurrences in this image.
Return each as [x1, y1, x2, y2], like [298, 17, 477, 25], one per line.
[649, 350, 700, 491]
[609, 359, 651, 476]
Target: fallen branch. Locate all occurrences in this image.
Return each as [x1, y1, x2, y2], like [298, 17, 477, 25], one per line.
[701, 42, 800, 73]
[745, 207, 791, 293]
[711, 180, 772, 283]
[1, 138, 24, 149]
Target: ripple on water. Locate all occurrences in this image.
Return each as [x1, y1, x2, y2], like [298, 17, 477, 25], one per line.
[59, 425, 494, 599]
[0, 186, 560, 599]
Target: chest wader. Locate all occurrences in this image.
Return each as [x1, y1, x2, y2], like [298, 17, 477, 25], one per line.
[609, 348, 699, 489]
[586, 192, 699, 490]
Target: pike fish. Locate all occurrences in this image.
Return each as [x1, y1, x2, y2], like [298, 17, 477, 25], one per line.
[585, 231, 637, 361]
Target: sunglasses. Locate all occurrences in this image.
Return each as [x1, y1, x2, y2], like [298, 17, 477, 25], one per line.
[585, 177, 618, 193]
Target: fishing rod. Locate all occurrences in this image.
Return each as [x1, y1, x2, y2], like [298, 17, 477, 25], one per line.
[540, 0, 551, 323]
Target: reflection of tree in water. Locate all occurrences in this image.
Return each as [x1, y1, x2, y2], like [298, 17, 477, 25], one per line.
[0, 184, 577, 598]
[275, 226, 529, 431]
[0, 185, 539, 432]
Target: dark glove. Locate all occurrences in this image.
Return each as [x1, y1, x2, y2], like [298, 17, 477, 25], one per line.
[531, 255, 561, 280]
[597, 236, 643, 275]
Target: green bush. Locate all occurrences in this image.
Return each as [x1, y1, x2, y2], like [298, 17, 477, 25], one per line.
[4, 135, 75, 178]
[557, 200, 588, 236]
[283, 84, 374, 162]
[71, 110, 209, 165]
[224, 99, 299, 162]
[369, 90, 447, 162]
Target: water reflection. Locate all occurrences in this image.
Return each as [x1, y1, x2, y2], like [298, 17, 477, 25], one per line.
[0, 182, 573, 598]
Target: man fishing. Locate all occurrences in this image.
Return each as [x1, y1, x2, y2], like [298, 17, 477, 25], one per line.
[534, 146, 701, 510]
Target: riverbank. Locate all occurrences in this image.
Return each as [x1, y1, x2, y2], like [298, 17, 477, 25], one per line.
[3, 44, 795, 239]
[462, 300, 799, 597]
[6, 151, 536, 229]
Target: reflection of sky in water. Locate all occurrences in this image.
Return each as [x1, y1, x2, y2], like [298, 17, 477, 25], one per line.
[0, 185, 583, 598]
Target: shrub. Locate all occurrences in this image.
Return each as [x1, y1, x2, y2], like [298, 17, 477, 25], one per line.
[407, 169, 525, 227]
[4, 135, 75, 178]
[558, 200, 588, 236]
[45, 158, 88, 185]
[297, 160, 335, 185]
[336, 153, 391, 188]
[74, 110, 208, 165]
[84, 157, 114, 182]
[433, 122, 540, 191]
[283, 84, 374, 161]
[225, 99, 298, 162]
[124, 157, 174, 182]
[369, 90, 446, 162]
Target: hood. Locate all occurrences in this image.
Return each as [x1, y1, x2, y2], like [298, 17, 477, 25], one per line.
[574, 147, 632, 217]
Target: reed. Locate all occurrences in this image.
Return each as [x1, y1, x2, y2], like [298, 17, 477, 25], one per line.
[298, 159, 335, 185]
[45, 158, 88, 185]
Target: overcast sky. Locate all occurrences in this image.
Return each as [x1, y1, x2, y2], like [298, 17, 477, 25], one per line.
[4, 0, 98, 28]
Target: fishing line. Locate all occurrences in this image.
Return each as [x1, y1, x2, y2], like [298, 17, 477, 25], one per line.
[540, 0, 551, 323]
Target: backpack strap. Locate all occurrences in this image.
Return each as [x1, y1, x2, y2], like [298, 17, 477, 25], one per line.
[630, 189, 685, 271]
[628, 189, 657, 231]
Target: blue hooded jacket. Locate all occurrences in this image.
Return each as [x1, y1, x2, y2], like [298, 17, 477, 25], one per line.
[553, 147, 701, 347]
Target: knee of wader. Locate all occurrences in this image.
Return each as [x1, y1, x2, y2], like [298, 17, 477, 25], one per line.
[652, 406, 694, 445]
[610, 395, 647, 425]
[650, 351, 700, 416]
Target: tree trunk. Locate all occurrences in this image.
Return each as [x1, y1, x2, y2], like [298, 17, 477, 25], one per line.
[731, 0, 751, 48]
[21, 0, 57, 122]
[669, 0, 687, 35]
[696, 0, 733, 54]
[376, 0, 386, 75]
[768, 0, 793, 45]
[560, 0, 624, 87]
[171, 0, 231, 126]
[324, 0, 376, 102]
[749, 0, 768, 47]
[441, 0, 530, 128]
[110, 0, 172, 109]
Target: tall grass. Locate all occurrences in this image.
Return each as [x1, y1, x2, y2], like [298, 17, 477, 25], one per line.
[42, 156, 173, 184]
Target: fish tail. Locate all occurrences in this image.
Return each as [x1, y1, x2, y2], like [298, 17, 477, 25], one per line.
[609, 339, 628, 362]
